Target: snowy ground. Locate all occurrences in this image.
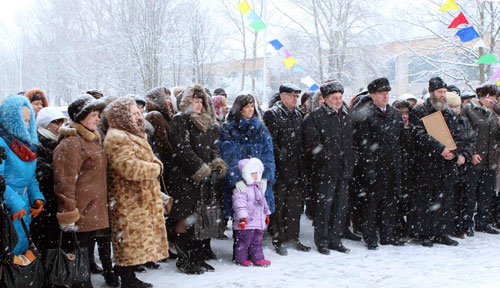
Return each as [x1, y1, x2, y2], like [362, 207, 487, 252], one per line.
[92, 217, 500, 288]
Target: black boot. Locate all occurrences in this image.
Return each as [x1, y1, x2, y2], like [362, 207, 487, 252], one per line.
[88, 238, 103, 274]
[175, 240, 204, 275]
[114, 266, 153, 288]
[342, 229, 362, 241]
[97, 237, 119, 287]
[143, 261, 161, 269]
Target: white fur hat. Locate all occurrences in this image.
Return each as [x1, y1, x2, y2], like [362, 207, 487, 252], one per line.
[238, 158, 264, 185]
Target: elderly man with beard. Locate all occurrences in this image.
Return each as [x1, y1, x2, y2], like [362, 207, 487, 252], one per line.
[410, 77, 464, 247]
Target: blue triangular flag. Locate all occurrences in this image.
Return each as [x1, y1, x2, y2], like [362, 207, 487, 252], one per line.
[269, 39, 283, 50]
[455, 26, 480, 43]
[293, 65, 305, 73]
[309, 84, 319, 91]
[248, 10, 260, 22]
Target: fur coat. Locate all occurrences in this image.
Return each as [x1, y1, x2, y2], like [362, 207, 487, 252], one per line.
[53, 121, 109, 232]
[103, 97, 168, 266]
[0, 95, 44, 256]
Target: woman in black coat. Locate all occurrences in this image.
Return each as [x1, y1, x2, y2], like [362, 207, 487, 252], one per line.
[167, 84, 227, 275]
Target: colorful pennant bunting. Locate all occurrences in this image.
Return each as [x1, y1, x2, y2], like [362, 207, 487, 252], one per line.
[249, 20, 267, 31]
[309, 84, 319, 91]
[439, 0, 459, 12]
[237, 1, 252, 14]
[301, 76, 317, 88]
[497, 80, 500, 86]
[455, 26, 479, 42]
[473, 39, 488, 49]
[282, 57, 298, 68]
[269, 39, 283, 50]
[489, 67, 500, 82]
[477, 53, 499, 64]
[284, 48, 291, 58]
[293, 65, 305, 73]
[248, 10, 260, 22]
[448, 12, 469, 29]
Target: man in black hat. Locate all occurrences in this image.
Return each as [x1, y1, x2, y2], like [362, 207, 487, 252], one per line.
[409, 76, 464, 247]
[461, 92, 475, 106]
[355, 77, 406, 250]
[264, 83, 311, 255]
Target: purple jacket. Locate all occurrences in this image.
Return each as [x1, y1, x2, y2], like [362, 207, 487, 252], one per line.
[232, 158, 271, 230]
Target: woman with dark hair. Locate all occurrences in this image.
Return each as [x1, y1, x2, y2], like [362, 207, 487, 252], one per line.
[219, 93, 275, 256]
[53, 94, 109, 288]
[168, 84, 227, 275]
[24, 88, 49, 117]
[298, 91, 313, 117]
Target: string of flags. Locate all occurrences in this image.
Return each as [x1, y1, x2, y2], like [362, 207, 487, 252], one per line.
[439, 0, 500, 84]
[237, 0, 319, 91]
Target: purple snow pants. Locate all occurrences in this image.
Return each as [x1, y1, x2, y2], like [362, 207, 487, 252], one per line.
[234, 229, 264, 263]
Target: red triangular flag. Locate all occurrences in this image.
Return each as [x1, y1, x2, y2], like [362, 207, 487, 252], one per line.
[448, 12, 469, 29]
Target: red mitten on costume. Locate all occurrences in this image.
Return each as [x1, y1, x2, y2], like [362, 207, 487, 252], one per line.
[12, 208, 27, 221]
[265, 215, 270, 226]
[30, 200, 44, 218]
[238, 218, 248, 230]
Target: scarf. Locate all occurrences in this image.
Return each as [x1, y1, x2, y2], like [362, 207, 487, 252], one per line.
[0, 125, 37, 161]
[37, 127, 58, 141]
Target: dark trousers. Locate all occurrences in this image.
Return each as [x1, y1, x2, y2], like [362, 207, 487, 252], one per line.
[61, 231, 95, 288]
[313, 178, 348, 248]
[362, 171, 398, 243]
[234, 229, 264, 263]
[411, 183, 454, 238]
[470, 169, 495, 227]
[454, 166, 475, 234]
[269, 183, 302, 246]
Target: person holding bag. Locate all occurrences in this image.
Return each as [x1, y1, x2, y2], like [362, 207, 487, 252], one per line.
[103, 97, 169, 288]
[53, 94, 108, 288]
[167, 84, 227, 275]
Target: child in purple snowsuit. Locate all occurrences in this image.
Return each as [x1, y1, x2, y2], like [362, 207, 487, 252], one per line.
[232, 158, 271, 266]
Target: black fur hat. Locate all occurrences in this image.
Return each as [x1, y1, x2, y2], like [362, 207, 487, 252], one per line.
[68, 94, 106, 123]
[320, 81, 344, 97]
[279, 83, 301, 94]
[367, 78, 391, 94]
[429, 77, 447, 92]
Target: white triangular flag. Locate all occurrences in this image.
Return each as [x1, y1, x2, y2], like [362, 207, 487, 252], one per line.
[301, 76, 317, 88]
[473, 38, 488, 49]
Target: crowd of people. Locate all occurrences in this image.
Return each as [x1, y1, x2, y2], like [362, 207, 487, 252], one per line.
[1, 75, 500, 287]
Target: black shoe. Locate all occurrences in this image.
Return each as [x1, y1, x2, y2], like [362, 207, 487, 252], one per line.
[476, 225, 500, 235]
[422, 239, 433, 247]
[366, 241, 378, 250]
[275, 245, 288, 256]
[466, 227, 474, 237]
[133, 265, 147, 273]
[328, 243, 350, 253]
[203, 249, 218, 260]
[452, 233, 465, 239]
[198, 261, 215, 272]
[317, 246, 330, 255]
[433, 235, 458, 246]
[292, 240, 311, 252]
[143, 261, 161, 270]
[103, 271, 120, 287]
[343, 229, 362, 241]
[216, 233, 229, 240]
[176, 259, 204, 275]
[90, 262, 103, 274]
[380, 238, 405, 246]
[115, 266, 153, 288]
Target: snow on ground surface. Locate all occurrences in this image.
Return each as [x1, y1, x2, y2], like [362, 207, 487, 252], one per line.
[92, 217, 500, 288]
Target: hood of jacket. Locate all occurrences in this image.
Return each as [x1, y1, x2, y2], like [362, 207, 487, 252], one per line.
[238, 157, 264, 185]
[104, 96, 146, 137]
[0, 95, 38, 148]
[178, 84, 215, 132]
[145, 87, 173, 120]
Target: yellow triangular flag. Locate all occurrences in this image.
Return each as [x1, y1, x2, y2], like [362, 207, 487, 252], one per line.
[282, 57, 298, 68]
[497, 80, 500, 86]
[237, 1, 252, 14]
[438, 0, 459, 12]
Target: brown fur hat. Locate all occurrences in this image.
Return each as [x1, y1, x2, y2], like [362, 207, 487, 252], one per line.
[25, 88, 49, 107]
